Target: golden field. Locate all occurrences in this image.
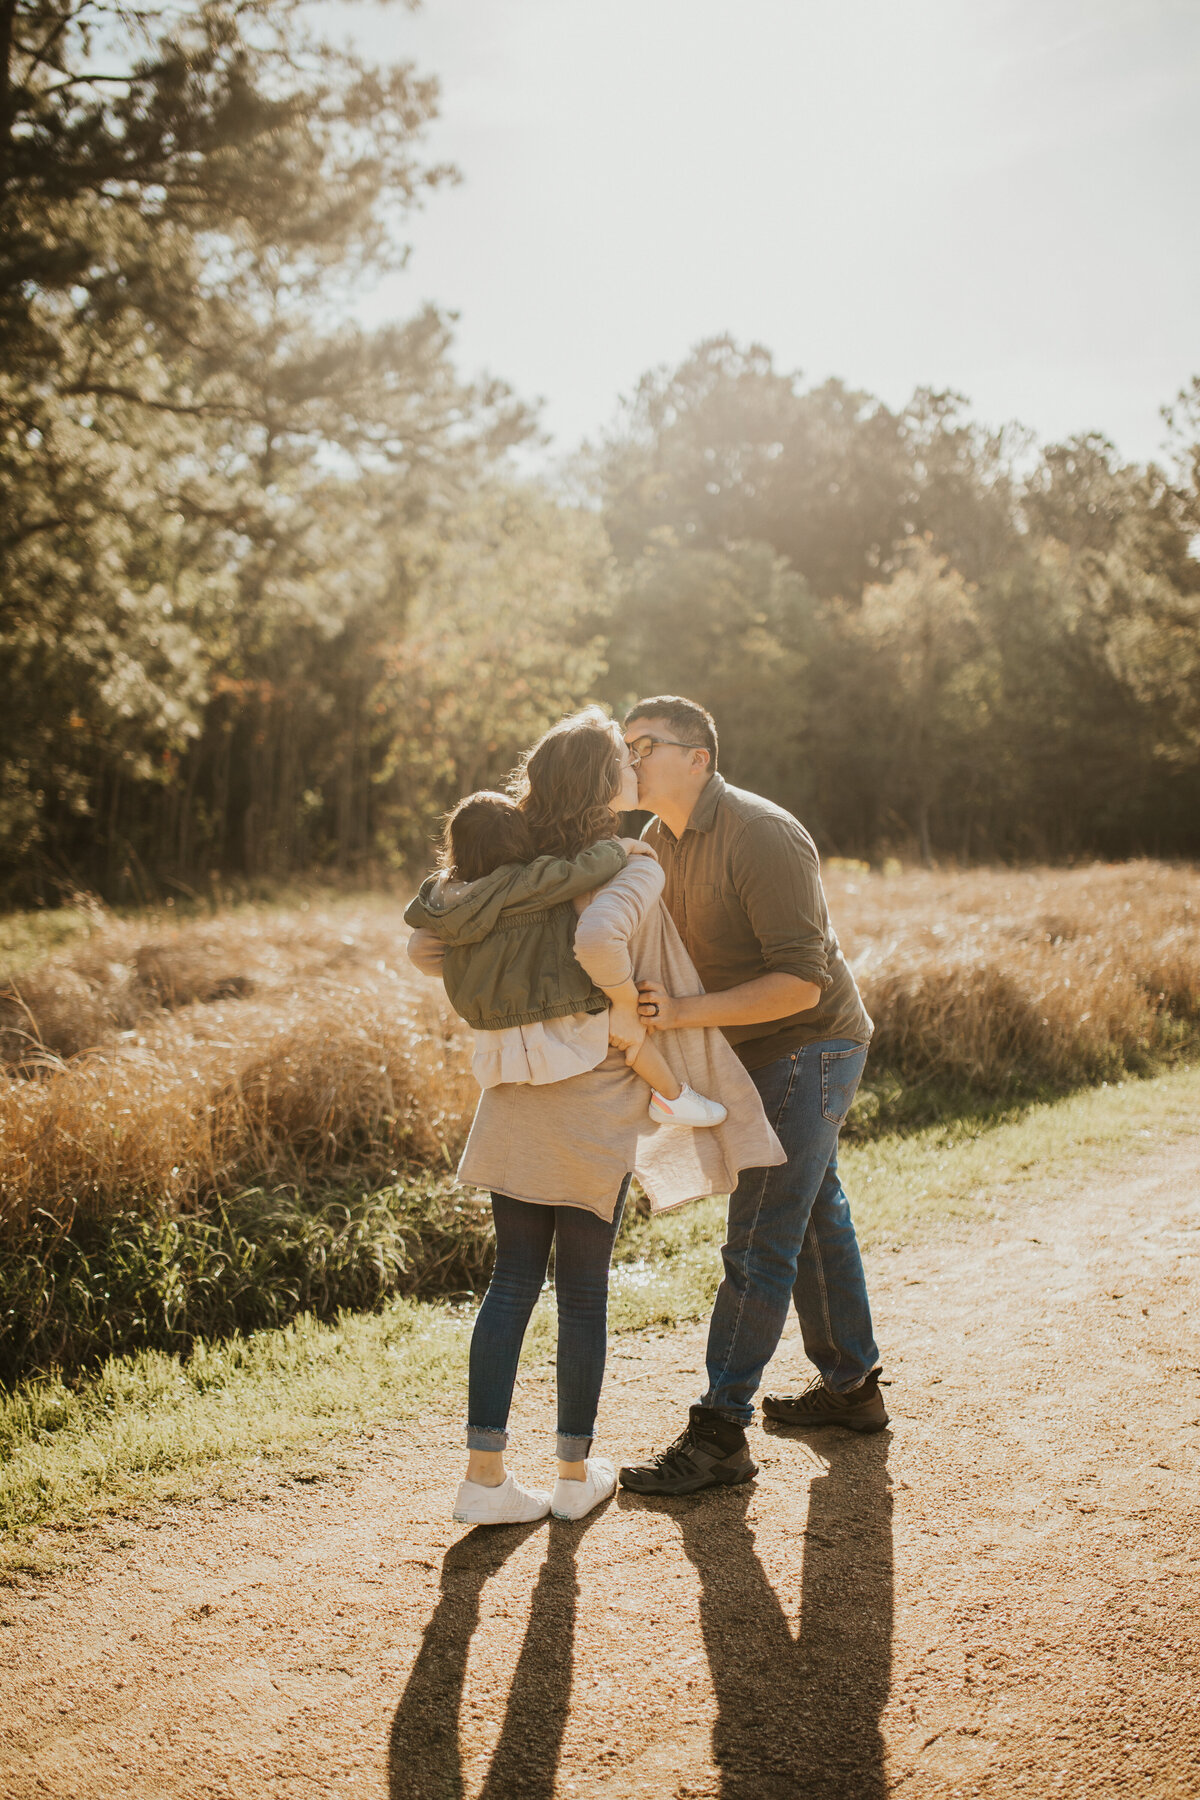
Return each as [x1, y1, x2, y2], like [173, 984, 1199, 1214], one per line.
[1, 861, 1198, 1236]
[0, 900, 478, 1234]
[826, 859, 1200, 1096]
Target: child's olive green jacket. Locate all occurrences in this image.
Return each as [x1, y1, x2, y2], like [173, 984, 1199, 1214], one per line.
[402, 839, 627, 1030]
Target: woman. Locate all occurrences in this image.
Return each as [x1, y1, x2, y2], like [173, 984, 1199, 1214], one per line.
[407, 708, 784, 1526]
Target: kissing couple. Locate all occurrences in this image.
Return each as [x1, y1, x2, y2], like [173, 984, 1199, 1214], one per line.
[405, 693, 885, 1527]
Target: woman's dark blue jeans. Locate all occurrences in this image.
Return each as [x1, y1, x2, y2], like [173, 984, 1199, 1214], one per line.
[467, 1180, 629, 1461]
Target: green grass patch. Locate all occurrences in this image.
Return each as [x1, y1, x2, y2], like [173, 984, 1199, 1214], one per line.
[4, 1061, 1199, 1566]
[847, 1042, 1200, 1140]
[0, 1179, 495, 1386]
[842, 1061, 1200, 1240]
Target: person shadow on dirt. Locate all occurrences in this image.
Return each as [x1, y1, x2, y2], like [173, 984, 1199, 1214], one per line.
[387, 1515, 584, 1800]
[656, 1427, 894, 1800]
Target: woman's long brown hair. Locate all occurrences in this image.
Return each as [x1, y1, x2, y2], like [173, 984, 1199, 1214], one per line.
[510, 706, 624, 859]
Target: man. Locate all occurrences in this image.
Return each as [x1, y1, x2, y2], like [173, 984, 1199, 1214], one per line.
[618, 695, 886, 1498]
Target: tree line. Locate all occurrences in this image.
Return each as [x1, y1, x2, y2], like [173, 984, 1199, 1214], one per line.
[3, 1, 1199, 905]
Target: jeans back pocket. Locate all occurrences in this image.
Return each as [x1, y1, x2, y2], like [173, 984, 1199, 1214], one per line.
[820, 1046, 865, 1126]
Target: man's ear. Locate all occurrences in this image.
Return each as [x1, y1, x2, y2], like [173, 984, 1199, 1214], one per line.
[690, 748, 712, 775]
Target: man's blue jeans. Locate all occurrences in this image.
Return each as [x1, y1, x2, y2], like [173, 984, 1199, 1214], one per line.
[703, 1039, 879, 1424]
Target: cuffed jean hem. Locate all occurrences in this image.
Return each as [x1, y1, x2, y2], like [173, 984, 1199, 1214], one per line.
[465, 1426, 508, 1452]
[556, 1433, 592, 1461]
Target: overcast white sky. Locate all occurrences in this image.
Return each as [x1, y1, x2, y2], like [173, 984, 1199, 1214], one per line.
[328, 0, 1200, 465]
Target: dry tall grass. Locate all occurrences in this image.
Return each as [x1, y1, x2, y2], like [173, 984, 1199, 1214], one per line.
[825, 858, 1200, 1097]
[0, 902, 476, 1234]
[2, 861, 1198, 1236]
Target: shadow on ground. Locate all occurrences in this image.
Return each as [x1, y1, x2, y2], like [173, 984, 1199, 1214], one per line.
[388, 1431, 891, 1800]
[388, 1515, 580, 1800]
[676, 1428, 894, 1798]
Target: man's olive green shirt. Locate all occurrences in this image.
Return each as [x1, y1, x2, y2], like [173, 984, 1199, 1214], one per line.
[644, 774, 872, 1071]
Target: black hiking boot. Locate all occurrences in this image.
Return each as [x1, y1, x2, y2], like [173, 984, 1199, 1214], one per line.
[619, 1405, 757, 1496]
[762, 1370, 889, 1433]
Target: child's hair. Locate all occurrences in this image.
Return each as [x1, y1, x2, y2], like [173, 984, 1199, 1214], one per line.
[510, 705, 624, 859]
[440, 790, 537, 882]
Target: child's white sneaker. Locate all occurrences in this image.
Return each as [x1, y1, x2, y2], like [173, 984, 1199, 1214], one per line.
[551, 1457, 617, 1522]
[452, 1473, 551, 1526]
[648, 1084, 728, 1128]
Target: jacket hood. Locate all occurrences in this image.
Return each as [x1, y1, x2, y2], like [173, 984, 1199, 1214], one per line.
[403, 863, 534, 947]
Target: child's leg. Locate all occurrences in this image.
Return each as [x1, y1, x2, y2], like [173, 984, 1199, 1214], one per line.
[602, 978, 727, 1128]
[629, 1036, 728, 1128]
[550, 1183, 629, 1482]
[628, 1035, 682, 1100]
[601, 976, 682, 1098]
[466, 1193, 556, 1483]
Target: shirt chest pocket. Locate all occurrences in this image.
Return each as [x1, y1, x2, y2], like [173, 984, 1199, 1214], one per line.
[687, 881, 748, 944]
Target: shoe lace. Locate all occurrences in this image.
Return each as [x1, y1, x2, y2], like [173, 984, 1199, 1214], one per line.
[649, 1424, 699, 1471]
[797, 1373, 845, 1413]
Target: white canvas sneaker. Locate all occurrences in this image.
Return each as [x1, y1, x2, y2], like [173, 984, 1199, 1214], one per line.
[452, 1474, 551, 1526]
[648, 1084, 728, 1128]
[551, 1456, 617, 1521]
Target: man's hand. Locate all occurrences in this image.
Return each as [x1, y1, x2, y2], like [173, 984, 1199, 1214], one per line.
[618, 837, 658, 859]
[636, 979, 681, 1032]
[608, 1001, 647, 1063]
[638, 969, 821, 1033]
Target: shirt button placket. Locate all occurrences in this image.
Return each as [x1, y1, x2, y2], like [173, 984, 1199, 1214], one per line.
[678, 837, 690, 945]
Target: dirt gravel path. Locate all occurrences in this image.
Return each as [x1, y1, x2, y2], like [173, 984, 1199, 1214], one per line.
[2, 1140, 1199, 1800]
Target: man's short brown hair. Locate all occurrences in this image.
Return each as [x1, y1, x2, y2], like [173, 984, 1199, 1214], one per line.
[624, 695, 718, 767]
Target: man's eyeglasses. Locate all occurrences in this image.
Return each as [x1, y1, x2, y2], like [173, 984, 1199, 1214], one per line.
[624, 735, 706, 765]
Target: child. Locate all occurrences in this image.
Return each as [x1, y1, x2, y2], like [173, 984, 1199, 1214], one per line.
[405, 789, 726, 1126]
